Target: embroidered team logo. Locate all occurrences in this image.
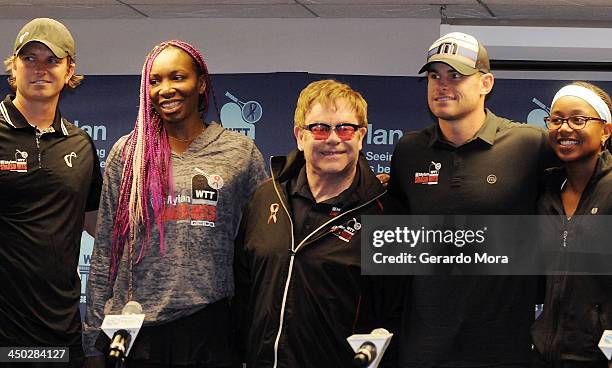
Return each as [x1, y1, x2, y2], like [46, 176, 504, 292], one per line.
[64, 152, 77, 168]
[18, 32, 29, 45]
[173, 168, 223, 227]
[0, 149, 28, 172]
[207, 173, 224, 190]
[192, 168, 222, 205]
[331, 217, 361, 243]
[268, 203, 279, 224]
[414, 161, 441, 185]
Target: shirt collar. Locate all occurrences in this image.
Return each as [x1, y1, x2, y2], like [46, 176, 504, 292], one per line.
[428, 108, 499, 148]
[0, 95, 69, 136]
[289, 164, 361, 207]
[555, 150, 612, 192]
[290, 165, 314, 200]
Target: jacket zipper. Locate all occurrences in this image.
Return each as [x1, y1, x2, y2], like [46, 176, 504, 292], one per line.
[546, 213, 571, 361]
[269, 157, 296, 368]
[268, 156, 385, 367]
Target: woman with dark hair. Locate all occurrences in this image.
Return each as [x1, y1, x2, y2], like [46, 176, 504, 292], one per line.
[532, 81, 612, 368]
[83, 40, 266, 367]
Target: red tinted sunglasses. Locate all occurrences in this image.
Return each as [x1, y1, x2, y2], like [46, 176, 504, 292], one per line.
[304, 122, 361, 141]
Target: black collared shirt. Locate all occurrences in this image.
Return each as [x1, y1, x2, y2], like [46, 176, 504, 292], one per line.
[0, 94, 102, 347]
[288, 164, 361, 245]
[389, 109, 554, 215]
[388, 109, 556, 367]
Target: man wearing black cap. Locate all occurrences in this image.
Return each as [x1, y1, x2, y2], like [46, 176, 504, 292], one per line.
[0, 18, 101, 367]
[388, 32, 552, 368]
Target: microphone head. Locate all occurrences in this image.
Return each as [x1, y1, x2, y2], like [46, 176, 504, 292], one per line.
[122, 301, 143, 315]
[371, 328, 390, 335]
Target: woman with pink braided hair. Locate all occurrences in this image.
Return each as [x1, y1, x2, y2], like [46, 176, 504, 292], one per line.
[83, 40, 266, 367]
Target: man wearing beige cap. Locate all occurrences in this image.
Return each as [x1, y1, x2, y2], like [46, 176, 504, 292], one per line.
[388, 32, 553, 367]
[0, 18, 101, 367]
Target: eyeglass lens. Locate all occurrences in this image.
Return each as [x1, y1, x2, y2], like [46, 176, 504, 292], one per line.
[308, 123, 358, 140]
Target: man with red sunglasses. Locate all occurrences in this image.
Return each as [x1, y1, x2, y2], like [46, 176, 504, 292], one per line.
[233, 79, 395, 367]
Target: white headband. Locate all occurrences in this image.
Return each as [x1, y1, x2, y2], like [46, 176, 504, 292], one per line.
[551, 85, 611, 123]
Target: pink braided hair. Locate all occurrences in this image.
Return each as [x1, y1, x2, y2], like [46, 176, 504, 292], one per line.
[109, 40, 215, 280]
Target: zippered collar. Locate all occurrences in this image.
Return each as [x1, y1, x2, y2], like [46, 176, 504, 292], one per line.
[271, 149, 386, 205]
[546, 150, 612, 193]
[544, 150, 612, 216]
[269, 149, 386, 252]
[270, 149, 303, 183]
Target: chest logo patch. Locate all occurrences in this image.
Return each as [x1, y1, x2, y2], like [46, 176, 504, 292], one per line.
[331, 217, 361, 243]
[207, 174, 224, 190]
[192, 169, 222, 205]
[486, 174, 497, 184]
[0, 149, 28, 172]
[329, 206, 341, 217]
[414, 161, 441, 185]
[161, 168, 223, 227]
[64, 152, 77, 168]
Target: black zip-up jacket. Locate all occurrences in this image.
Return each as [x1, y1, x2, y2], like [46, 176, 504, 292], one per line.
[233, 150, 397, 368]
[532, 151, 612, 364]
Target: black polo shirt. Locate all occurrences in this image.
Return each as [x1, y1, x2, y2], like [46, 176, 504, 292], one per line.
[388, 109, 555, 368]
[389, 109, 553, 215]
[0, 95, 102, 349]
[289, 164, 361, 244]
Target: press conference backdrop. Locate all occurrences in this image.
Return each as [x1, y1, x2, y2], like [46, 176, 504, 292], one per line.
[2, 73, 610, 314]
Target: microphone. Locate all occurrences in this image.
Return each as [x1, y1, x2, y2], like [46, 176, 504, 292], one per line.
[599, 330, 612, 361]
[108, 330, 131, 361]
[353, 341, 377, 367]
[347, 328, 393, 368]
[122, 301, 143, 315]
[101, 301, 145, 364]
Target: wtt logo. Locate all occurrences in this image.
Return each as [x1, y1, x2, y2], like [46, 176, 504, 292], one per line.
[220, 91, 262, 139]
[526, 98, 550, 128]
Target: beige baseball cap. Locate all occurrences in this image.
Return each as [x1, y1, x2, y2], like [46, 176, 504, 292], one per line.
[14, 18, 75, 59]
[419, 32, 490, 76]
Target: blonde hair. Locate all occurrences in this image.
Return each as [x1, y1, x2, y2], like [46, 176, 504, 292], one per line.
[4, 54, 83, 90]
[294, 79, 368, 128]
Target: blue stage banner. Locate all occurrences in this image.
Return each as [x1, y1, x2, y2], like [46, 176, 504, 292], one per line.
[2, 73, 611, 314]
